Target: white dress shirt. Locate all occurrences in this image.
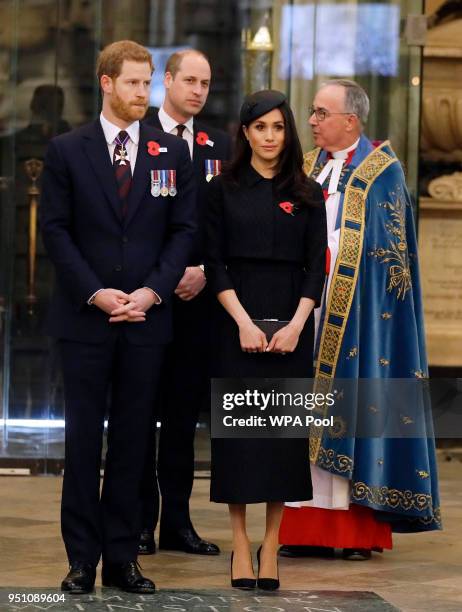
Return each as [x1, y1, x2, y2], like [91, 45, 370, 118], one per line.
[158, 106, 194, 159]
[100, 112, 140, 170]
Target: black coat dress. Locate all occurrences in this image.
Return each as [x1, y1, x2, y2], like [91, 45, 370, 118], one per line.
[205, 164, 327, 503]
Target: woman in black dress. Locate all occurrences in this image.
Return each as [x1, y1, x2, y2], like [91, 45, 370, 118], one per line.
[205, 90, 326, 590]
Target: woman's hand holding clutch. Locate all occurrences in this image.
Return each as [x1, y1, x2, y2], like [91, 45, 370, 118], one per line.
[266, 322, 301, 354]
[239, 320, 268, 353]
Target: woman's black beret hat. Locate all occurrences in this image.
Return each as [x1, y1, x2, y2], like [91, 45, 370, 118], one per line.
[239, 89, 287, 124]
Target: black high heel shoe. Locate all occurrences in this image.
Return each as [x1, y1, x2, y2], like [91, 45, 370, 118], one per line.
[256, 545, 280, 591]
[230, 551, 256, 590]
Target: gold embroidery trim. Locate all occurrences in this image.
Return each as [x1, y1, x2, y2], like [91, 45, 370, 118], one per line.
[418, 506, 442, 526]
[303, 148, 321, 176]
[317, 447, 353, 473]
[309, 141, 398, 462]
[316, 448, 441, 527]
[352, 481, 441, 525]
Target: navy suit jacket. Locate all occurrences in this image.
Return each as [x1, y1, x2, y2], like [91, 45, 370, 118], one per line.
[145, 110, 232, 264]
[40, 119, 197, 345]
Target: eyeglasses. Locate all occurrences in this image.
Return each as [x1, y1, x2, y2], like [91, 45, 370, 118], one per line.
[308, 106, 356, 122]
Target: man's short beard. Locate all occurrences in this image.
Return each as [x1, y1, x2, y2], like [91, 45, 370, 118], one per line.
[110, 92, 147, 122]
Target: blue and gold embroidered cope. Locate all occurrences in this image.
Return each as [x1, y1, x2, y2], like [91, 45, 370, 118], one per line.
[303, 134, 441, 533]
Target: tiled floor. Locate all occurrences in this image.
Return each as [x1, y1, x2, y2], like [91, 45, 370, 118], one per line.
[0, 454, 461, 612]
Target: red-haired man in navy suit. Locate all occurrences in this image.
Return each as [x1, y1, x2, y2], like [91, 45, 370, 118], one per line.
[41, 40, 196, 594]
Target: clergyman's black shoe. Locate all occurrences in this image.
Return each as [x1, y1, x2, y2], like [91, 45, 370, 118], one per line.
[102, 561, 156, 593]
[159, 527, 220, 555]
[138, 528, 156, 555]
[61, 562, 96, 594]
[342, 548, 372, 561]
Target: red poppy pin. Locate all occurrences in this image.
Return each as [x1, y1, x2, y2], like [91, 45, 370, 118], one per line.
[196, 131, 214, 147]
[279, 201, 294, 215]
[147, 141, 168, 156]
[147, 141, 160, 156]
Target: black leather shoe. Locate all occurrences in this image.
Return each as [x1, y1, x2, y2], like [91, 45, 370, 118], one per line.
[159, 527, 220, 555]
[138, 529, 156, 555]
[61, 562, 96, 594]
[230, 551, 256, 590]
[102, 561, 155, 593]
[342, 548, 372, 560]
[257, 545, 279, 591]
[279, 545, 335, 558]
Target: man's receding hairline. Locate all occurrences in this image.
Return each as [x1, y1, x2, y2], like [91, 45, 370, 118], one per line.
[318, 83, 346, 97]
[169, 49, 210, 76]
[316, 84, 346, 109]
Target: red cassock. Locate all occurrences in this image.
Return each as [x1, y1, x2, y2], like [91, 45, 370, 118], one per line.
[279, 505, 393, 550]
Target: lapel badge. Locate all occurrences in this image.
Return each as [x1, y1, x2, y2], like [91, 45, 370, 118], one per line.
[279, 201, 295, 216]
[147, 141, 168, 156]
[196, 131, 214, 147]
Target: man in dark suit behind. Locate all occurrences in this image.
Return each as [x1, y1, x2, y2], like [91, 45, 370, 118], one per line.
[141, 49, 231, 556]
[40, 40, 196, 594]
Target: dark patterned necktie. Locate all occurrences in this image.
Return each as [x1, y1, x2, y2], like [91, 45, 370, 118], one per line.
[113, 130, 132, 216]
[176, 124, 186, 138]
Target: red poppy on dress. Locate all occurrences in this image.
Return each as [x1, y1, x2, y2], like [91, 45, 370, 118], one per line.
[147, 141, 160, 156]
[279, 201, 294, 215]
[196, 131, 209, 146]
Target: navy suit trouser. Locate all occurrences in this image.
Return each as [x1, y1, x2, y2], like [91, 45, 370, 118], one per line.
[140, 290, 210, 532]
[59, 328, 164, 565]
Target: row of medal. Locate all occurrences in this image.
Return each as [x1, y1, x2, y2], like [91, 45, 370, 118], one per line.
[150, 170, 177, 197]
[150, 160, 223, 197]
[205, 159, 222, 182]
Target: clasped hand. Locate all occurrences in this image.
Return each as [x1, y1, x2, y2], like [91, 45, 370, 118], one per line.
[93, 288, 158, 323]
[239, 321, 301, 354]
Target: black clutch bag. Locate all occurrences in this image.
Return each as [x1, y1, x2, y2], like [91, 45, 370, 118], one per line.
[252, 318, 290, 340]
